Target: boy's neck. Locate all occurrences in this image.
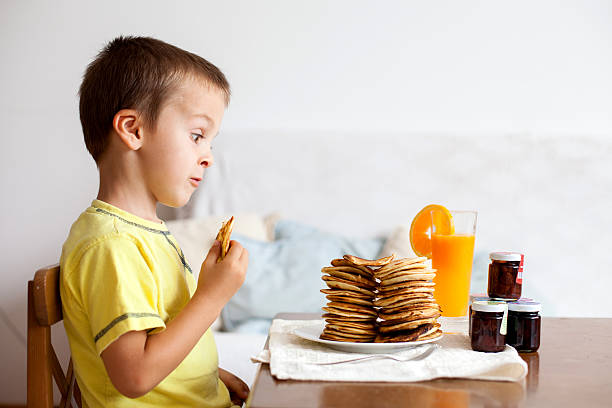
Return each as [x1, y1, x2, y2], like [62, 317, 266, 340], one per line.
[97, 160, 162, 224]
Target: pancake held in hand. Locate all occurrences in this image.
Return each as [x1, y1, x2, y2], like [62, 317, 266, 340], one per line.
[215, 216, 234, 262]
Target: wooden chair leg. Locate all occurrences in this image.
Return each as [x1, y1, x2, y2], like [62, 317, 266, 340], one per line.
[27, 280, 54, 408]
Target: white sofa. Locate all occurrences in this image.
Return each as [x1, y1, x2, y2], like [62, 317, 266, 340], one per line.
[163, 130, 612, 386]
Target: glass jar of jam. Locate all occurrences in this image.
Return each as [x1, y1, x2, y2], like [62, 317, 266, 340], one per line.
[470, 301, 507, 352]
[487, 252, 524, 300]
[468, 294, 491, 337]
[507, 300, 541, 352]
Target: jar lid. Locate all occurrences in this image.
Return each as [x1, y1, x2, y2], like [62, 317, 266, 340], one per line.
[489, 251, 523, 262]
[508, 300, 542, 312]
[472, 300, 507, 312]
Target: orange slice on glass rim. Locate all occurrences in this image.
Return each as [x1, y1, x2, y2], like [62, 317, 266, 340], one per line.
[409, 204, 454, 258]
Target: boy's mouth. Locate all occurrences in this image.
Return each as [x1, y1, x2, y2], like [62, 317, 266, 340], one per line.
[189, 177, 202, 187]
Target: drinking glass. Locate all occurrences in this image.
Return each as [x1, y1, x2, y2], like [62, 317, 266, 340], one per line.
[430, 210, 477, 317]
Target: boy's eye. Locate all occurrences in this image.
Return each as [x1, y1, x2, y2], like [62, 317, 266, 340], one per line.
[191, 133, 203, 143]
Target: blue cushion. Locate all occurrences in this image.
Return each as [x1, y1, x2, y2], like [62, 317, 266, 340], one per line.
[221, 220, 384, 333]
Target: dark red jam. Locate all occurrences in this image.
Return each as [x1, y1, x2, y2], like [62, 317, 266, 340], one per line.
[470, 302, 507, 352]
[487, 252, 523, 300]
[506, 301, 541, 352]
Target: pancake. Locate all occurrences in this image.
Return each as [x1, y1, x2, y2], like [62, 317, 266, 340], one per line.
[322, 276, 377, 296]
[320, 332, 373, 343]
[326, 295, 374, 306]
[322, 312, 377, 321]
[379, 269, 436, 283]
[322, 306, 377, 319]
[378, 317, 438, 334]
[379, 280, 436, 293]
[373, 292, 434, 307]
[330, 259, 374, 275]
[326, 301, 377, 315]
[379, 274, 436, 287]
[325, 324, 377, 335]
[374, 323, 433, 343]
[320, 288, 373, 299]
[323, 270, 376, 288]
[378, 287, 435, 297]
[375, 257, 428, 276]
[379, 298, 438, 313]
[417, 328, 443, 341]
[343, 254, 395, 267]
[323, 319, 378, 330]
[215, 216, 234, 262]
[378, 308, 441, 325]
[322, 265, 374, 280]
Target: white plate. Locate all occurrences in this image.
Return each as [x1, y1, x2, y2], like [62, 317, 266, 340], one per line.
[293, 323, 443, 354]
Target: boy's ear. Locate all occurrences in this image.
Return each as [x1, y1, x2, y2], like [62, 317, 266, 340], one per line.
[112, 109, 144, 150]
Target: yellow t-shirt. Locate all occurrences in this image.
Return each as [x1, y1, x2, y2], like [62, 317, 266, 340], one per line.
[60, 200, 234, 408]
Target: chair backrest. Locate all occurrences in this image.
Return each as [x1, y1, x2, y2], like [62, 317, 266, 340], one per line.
[27, 264, 82, 408]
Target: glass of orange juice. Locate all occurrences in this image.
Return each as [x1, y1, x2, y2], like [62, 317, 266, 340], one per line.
[430, 210, 477, 317]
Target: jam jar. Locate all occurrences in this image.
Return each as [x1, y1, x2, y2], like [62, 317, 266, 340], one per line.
[507, 300, 542, 352]
[487, 252, 524, 300]
[470, 301, 507, 352]
[468, 295, 491, 337]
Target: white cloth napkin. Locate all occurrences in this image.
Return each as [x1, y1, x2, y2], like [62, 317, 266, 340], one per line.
[251, 319, 527, 382]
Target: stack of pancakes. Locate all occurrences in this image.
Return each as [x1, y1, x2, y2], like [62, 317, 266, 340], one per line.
[319, 256, 385, 342]
[319, 254, 443, 343]
[372, 257, 443, 343]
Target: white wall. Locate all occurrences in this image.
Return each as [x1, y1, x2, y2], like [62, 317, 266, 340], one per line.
[1, 0, 610, 403]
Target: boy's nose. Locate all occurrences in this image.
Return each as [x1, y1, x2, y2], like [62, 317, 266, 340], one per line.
[200, 153, 214, 168]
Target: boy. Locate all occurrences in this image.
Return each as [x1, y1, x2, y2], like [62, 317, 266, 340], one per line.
[59, 36, 249, 407]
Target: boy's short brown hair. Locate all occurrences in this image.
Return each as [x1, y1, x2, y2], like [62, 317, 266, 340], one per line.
[79, 36, 230, 163]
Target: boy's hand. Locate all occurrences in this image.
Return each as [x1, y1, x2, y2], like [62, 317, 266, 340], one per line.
[196, 240, 248, 306]
[219, 368, 249, 407]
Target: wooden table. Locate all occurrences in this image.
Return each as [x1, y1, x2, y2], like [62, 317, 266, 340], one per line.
[247, 313, 612, 408]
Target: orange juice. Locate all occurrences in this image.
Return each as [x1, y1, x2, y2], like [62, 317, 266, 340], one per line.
[431, 233, 475, 317]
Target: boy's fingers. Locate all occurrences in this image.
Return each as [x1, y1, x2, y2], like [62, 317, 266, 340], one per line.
[239, 247, 249, 265]
[224, 240, 244, 261]
[203, 240, 221, 265]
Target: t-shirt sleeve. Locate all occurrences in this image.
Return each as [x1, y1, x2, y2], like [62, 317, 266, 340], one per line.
[77, 234, 166, 355]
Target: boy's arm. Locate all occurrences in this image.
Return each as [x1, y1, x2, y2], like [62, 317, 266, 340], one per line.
[100, 240, 248, 398]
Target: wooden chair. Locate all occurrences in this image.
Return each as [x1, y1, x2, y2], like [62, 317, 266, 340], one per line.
[27, 264, 82, 408]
